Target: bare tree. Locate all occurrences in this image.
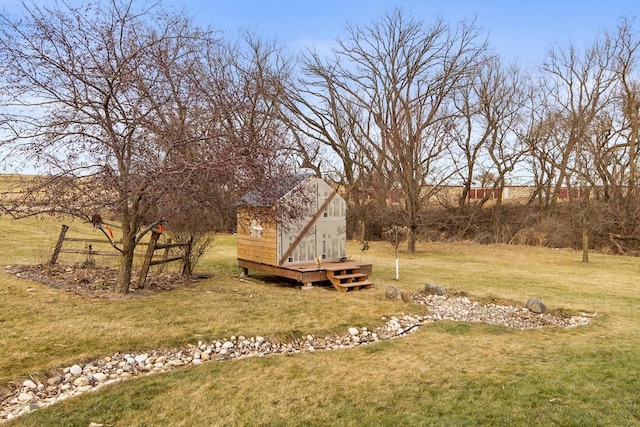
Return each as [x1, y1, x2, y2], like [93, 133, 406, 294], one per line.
[446, 56, 528, 239]
[0, 1, 291, 292]
[530, 36, 617, 209]
[610, 18, 640, 237]
[283, 9, 487, 251]
[281, 51, 383, 241]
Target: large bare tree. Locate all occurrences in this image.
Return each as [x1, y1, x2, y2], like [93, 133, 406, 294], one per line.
[283, 9, 488, 251]
[445, 56, 528, 239]
[610, 18, 640, 237]
[0, 0, 291, 292]
[529, 35, 617, 209]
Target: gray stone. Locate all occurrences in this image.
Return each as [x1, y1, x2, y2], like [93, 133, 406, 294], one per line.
[69, 365, 82, 376]
[385, 286, 402, 300]
[348, 327, 359, 336]
[526, 298, 547, 314]
[424, 283, 446, 296]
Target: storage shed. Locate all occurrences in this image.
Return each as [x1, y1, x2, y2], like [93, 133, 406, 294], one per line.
[237, 174, 372, 291]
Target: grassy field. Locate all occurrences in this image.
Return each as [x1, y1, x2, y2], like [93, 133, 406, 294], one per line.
[1, 214, 639, 426]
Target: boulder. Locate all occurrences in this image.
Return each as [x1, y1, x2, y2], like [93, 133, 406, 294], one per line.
[424, 283, 446, 296]
[526, 298, 547, 314]
[385, 286, 402, 300]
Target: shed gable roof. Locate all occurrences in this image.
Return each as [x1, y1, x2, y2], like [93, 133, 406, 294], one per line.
[238, 172, 315, 207]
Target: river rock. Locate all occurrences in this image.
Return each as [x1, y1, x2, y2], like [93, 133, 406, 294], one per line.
[424, 283, 446, 296]
[385, 286, 402, 300]
[17, 393, 33, 403]
[526, 298, 547, 314]
[93, 373, 107, 383]
[22, 380, 37, 390]
[134, 354, 148, 364]
[47, 376, 62, 386]
[69, 365, 83, 376]
[348, 327, 359, 336]
[73, 376, 90, 387]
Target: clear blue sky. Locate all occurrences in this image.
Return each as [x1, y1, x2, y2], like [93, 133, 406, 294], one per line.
[169, 0, 639, 66]
[1, 0, 638, 65]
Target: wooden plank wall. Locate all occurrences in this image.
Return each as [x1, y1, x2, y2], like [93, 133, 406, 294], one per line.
[237, 208, 278, 265]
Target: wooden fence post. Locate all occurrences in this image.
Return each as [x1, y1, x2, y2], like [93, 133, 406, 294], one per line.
[50, 224, 69, 265]
[181, 236, 193, 276]
[137, 231, 161, 289]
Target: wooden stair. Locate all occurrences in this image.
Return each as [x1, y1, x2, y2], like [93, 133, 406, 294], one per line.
[325, 264, 372, 292]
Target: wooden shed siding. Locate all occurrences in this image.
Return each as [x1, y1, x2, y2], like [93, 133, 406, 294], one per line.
[237, 207, 278, 265]
[237, 177, 346, 268]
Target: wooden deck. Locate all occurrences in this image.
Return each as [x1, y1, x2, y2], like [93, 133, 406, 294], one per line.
[237, 258, 373, 292]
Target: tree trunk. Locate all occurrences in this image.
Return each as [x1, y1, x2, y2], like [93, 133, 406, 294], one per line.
[407, 225, 417, 252]
[582, 228, 589, 263]
[116, 237, 136, 293]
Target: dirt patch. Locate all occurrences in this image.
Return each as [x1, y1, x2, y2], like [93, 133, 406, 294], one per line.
[4, 263, 200, 300]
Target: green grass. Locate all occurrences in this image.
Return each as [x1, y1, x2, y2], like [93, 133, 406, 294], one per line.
[1, 214, 640, 426]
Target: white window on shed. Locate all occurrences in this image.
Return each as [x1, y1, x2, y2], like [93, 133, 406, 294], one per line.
[249, 220, 263, 239]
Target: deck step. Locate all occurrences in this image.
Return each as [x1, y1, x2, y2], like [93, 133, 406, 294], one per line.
[330, 273, 367, 281]
[326, 266, 372, 292]
[335, 280, 373, 292]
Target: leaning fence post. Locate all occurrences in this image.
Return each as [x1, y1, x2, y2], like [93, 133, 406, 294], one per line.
[181, 236, 193, 276]
[50, 224, 69, 265]
[137, 231, 160, 289]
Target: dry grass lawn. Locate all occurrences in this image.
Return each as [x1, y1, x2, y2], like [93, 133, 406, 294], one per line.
[1, 213, 639, 426]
